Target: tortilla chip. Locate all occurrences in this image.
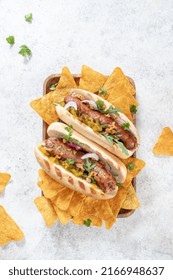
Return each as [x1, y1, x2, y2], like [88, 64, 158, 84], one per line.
[122, 157, 146, 187]
[0, 172, 11, 193]
[121, 184, 140, 209]
[102, 67, 135, 97]
[50, 188, 74, 211]
[30, 88, 69, 125]
[108, 96, 134, 121]
[34, 196, 58, 227]
[79, 65, 107, 92]
[68, 192, 85, 217]
[108, 187, 128, 217]
[56, 66, 77, 89]
[152, 127, 173, 156]
[53, 205, 71, 225]
[38, 170, 65, 198]
[0, 205, 24, 246]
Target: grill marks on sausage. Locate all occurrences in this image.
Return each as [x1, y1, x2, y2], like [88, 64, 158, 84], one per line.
[44, 137, 116, 193]
[64, 95, 137, 150]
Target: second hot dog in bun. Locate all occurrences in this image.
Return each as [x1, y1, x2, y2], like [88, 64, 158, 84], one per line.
[55, 89, 140, 159]
[35, 122, 127, 200]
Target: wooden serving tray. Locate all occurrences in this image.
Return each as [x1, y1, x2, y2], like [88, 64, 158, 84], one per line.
[43, 74, 136, 218]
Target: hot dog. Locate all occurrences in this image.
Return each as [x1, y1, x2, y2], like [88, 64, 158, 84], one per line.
[55, 89, 140, 159]
[35, 122, 127, 200]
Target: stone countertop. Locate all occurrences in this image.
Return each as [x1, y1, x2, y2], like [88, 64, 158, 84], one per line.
[0, 0, 173, 260]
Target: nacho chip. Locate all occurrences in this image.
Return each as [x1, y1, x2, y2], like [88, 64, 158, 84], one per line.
[30, 88, 69, 125]
[122, 157, 146, 187]
[50, 188, 74, 211]
[121, 184, 140, 209]
[102, 67, 135, 97]
[0, 205, 24, 246]
[79, 65, 107, 92]
[0, 172, 11, 193]
[108, 187, 128, 217]
[56, 66, 77, 89]
[152, 127, 173, 156]
[34, 196, 58, 227]
[53, 204, 71, 225]
[38, 170, 65, 198]
[68, 192, 85, 217]
[108, 96, 134, 121]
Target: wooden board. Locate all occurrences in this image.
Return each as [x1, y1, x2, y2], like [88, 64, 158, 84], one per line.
[43, 74, 136, 218]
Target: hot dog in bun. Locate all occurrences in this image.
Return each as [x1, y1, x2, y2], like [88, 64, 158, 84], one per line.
[55, 89, 140, 159]
[35, 122, 127, 200]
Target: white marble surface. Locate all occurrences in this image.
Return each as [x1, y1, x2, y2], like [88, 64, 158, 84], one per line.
[0, 0, 173, 260]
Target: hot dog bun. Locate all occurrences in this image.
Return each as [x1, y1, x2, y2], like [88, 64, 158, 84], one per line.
[35, 122, 127, 200]
[56, 89, 140, 159]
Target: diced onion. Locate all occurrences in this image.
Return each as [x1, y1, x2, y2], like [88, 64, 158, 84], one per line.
[82, 99, 97, 109]
[81, 153, 99, 161]
[64, 101, 77, 110]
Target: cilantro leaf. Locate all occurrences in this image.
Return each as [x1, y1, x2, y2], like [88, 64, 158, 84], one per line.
[6, 36, 15, 45]
[114, 139, 129, 156]
[122, 122, 130, 131]
[90, 176, 96, 184]
[50, 83, 58, 90]
[19, 45, 32, 57]
[98, 88, 107, 96]
[83, 218, 92, 227]
[126, 162, 135, 170]
[62, 125, 73, 141]
[66, 158, 75, 165]
[96, 100, 104, 110]
[25, 13, 33, 23]
[84, 158, 96, 173]
[130, 105, 137, 114]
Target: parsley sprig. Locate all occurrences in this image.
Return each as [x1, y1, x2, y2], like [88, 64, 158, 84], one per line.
[122, 122, 130, 131]
[62, 125, 73, 141]
[98, 88, 107, 96]
[84, 158, 96, 173]
[83, 218, 92, 227]
[25, 13, 33, 23]
[97, 105, 121, 115]
[126, 162, 135, 170]
[19, 45, 32, 57]
[130, 105, 137, 114]
[50, 83, 58, 90]
[96, 100, 104, 110]
[66, 158, 75, 165]
[6, 36, 15, 45]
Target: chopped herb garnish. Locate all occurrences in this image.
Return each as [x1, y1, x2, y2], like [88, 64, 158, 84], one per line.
[19, 45, 32, 57]
[126, 162, 135, 170]
[102, 105, 121, 115]
[98, 88, 107, 96]
[50, 83, 58, 90]
[114, 139, 129, 156]
[25, 13, 33, 23]
[84, 158, 96, 173]
[66, 158, 75, 165]
[96, 100, 104, 110]
[116, 182, 124, 187]
[83, 218, 92, 227]
[122, 122, 130, 131]
[6, 36, 15, 45]
[101, 133, 115, 145]
[130, 105, 137, 114]
[62, 125, 73, 141]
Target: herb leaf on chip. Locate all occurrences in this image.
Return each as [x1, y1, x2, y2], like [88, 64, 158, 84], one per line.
[130, 105, 137, 114]
[98, 88, 107, 96]
[6, 36, 15, 45]
[83, 218, 92, 227]
[126, 162, 135, 170]
[50, 83, 58, 90]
